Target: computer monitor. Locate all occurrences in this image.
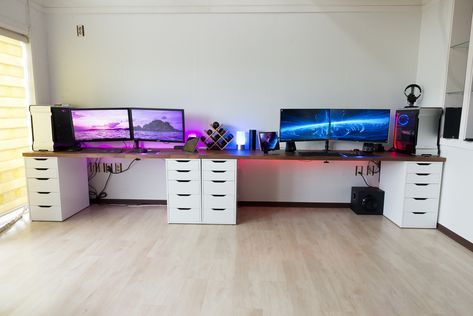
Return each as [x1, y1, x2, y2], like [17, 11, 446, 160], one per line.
[329, 109, 391, 142]
[279, 109, 330, 142]
[71, 108, 132, 142]
[130, 108, 185, 142]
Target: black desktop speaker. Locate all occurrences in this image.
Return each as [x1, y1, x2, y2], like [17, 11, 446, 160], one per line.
[249, 129, 257, 151]
[443, 107, 462, 139]
[350, 187, 384, 215]
[51, 107, 77, 150]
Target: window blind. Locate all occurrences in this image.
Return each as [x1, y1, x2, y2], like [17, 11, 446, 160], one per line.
[0, 35, 29, 217]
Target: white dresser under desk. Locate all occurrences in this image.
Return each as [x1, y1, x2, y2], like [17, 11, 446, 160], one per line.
[379, 161, 443, 228]
[202, 159, 237, 225]
[166, 158, 237, 225]
[166, 158, 202, 224]
[25, 157, 89, 221]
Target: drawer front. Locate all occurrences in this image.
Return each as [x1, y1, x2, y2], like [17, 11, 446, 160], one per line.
[167, 169, 201, 181]
[406, 162, 443, 174]
[405, 173, 442, 184]
[202, 170, 235, 181]
[405, 183, 440, 198]
[404, 198, 439, 214]
[26, 167, 59, 179]
[402, 211, 438, 228]
[203, 207, 236, 225]
[203, 194, 236, 209]
[25, 157, 58, 169]
[202, 159, 236, 171]
[168, 180, 201, 195]
[29, 205, 62, 221]
[166, 159, 200, 171]
[168, 207, 201, 224]
[28, 192, 61, 206]
[27, 178, 60, 193]
[203, 180, 235, 195]
[168, 194, 201, 208]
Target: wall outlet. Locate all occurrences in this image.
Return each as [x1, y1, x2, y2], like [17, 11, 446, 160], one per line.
[355, 165, 364, 176]
[76, 25, 85, 37]
[87, 162, 123, 173]
[367, 165, 376, 176]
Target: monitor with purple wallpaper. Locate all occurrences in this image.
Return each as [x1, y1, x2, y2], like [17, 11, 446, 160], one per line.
[130, 108, 185, 143]
[71, 108, 132, 142]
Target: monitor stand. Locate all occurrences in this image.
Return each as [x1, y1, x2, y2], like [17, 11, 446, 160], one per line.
[285, 141, 296, 153]
[285, 140, 330, 153]
[133, 140, 148, 153]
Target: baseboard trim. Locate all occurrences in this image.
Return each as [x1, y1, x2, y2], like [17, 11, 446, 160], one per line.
[92, 199, 167, 205]
[437, 224, 473, 252]
[92, 199, 350, 208]
[238, 201, 350, 208]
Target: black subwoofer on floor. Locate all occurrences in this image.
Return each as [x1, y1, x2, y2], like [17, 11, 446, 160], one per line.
[350, 187, 385, 215]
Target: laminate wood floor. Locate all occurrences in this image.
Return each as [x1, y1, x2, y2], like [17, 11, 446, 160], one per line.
[1, 205, 473, 316]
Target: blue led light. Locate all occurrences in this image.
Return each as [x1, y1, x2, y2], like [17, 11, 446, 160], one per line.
[397, 114, 410, 127]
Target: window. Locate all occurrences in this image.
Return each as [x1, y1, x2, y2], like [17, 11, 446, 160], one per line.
[0, 34, 30, 223]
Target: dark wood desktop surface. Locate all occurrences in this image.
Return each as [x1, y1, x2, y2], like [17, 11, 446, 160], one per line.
[23, 149, 447, 162]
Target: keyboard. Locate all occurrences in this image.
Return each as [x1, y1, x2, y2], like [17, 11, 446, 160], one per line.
[79, 148, 125, 153]
[297, 151, 341, 157]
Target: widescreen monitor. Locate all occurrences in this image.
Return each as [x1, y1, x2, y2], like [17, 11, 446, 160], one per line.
[131, 108, 185, 142]
[279, 109, 330, 142]
[71, 108, 132, 142]
[329, 109, 390, 142]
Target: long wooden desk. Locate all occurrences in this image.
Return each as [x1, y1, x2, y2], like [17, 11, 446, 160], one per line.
[23, 149, 446, 162]
[22, 149, 446, 227]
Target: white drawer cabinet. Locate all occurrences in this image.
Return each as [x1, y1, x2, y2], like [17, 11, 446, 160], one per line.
[202, 159, 237, 225]
[25, 157, 89, 221]
[166, 158, 237, 225]
[166, 159, 201, 224]
[379, 161, 443, 228]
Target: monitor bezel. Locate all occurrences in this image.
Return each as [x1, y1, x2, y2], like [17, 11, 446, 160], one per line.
[329, 108, 391, 143]
[279, 108, 331, 142]
[70, 107, 133, 142]
[130, 107, 185, 143]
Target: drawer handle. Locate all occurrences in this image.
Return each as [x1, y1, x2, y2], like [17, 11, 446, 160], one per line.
[212, 208, 226, 211]
[414, 183, 429, 186]
[176, 160, 190, 163]
[416, 163, 431, 166]
[416, 173, 429, 176]
[176, 170, 190, 173]
[177, 207, 191, 211]
[35, 178, 50, 181]
[212, 194, 226, 197]
[176, 180, 191, 183]
[38, 205, 52, 208]
[412, 211, 427, 215]
[413, 198, 428, 201]
[211, 170, 226, 173]
[211, 180, 226, 183]
[177, 194, 191, 197]
[211, 160, 226, 163]
[35, 168, 48, 171]
[34, 158, 48, 161]
[37, 192, 51, 195]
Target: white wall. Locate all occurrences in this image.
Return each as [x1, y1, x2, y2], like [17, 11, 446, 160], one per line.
[0, 0, 29, 35]
[45, 6, 422, 202]
[438, 144, 473, 243]
[416, 0, 452, 107]
[29, 4, 51, 104]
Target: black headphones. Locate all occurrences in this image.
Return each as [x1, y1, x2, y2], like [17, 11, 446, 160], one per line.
[404, 84, 422, 107]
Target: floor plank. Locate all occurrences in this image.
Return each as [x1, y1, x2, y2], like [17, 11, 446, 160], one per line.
[1, 205, 473, 316]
